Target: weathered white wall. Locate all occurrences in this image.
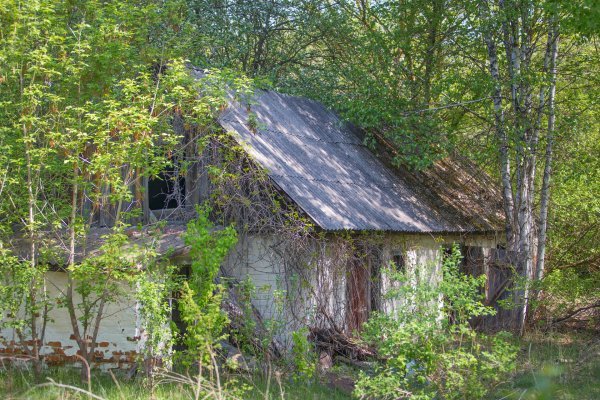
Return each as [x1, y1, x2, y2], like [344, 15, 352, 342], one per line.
[379, 232, 502, 315]
[0, 271, 138, 369]
[222, 234, 352, 346]
[0, 231, 502, 366]
[309, 240, 348, 330]
[221, 231, 503, 340]
[222, 235, 304, 348]
[224, 235, 284, 321]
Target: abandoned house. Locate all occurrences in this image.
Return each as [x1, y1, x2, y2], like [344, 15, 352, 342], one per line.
[0, 70, 506, 369]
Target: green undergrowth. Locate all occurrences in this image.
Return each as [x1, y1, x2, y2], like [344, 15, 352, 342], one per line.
[490, 331, 600, 400]
[0, 367, 350, 400]
[0, 331, 597, 399]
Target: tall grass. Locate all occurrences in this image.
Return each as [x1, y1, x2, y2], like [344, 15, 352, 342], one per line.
[1, 331, 596, 399]
[491, 331, 600, 399]
[0, 364, 350, 400]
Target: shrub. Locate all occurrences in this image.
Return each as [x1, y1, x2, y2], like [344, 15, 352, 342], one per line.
[354, 245, 518, 400]
[291, 327, 316, 380]
[134, 263, 178, 374]
[178, 205, 238, 366]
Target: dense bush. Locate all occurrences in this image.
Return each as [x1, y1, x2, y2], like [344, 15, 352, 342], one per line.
[355, 245, 518, 400]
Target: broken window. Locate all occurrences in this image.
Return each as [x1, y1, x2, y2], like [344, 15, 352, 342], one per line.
[147, 167, 186, 210]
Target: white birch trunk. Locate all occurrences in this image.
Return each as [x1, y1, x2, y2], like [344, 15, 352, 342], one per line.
[535, 22, 559, 282]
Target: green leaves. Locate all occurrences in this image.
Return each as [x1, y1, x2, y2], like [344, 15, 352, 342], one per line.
[184, 205, 238, 302]
[0, 247, 48, 333]
[356, 245, 517, 399]
[0, 1, 253, 379]
[179, 205, 237, 363]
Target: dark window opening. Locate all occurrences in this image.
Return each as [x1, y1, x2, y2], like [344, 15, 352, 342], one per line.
[392, 252, 406, 273]
[148, 169, 186, 210]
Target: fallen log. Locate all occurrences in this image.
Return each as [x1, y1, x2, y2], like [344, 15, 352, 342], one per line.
[309, 327, 377, 361]
[549, 301, 600, 328]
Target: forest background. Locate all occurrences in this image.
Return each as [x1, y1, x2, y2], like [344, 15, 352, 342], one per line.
[0, 0, 598, 399]
[183, 0, 599, 330]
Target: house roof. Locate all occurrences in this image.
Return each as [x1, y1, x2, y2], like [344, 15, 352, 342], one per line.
[217, 89, 504, 233]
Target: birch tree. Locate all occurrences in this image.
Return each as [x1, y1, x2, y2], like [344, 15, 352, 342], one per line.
[478, 0, 560, 331]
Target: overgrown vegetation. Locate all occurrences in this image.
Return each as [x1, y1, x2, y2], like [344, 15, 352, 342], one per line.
[355, 245, 518, 399]
[0, 0, 253, 383]
[183, 0, 600, 332]
[1, 0, 598, 399]
[0, 367, 350, 400]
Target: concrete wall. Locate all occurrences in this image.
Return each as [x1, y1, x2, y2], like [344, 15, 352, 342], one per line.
[0, 271, 138, 369]
[0, 231, 503, 365]
[222, 234, 350, 345]
[222, 234, 304, 348]
[220, 231, 503, 339]
[379, 232, 502, 316]
[223, 235, 286, 322]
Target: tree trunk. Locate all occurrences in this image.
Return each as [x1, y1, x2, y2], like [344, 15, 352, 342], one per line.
[481, 2, 515, 246]
[480, 0, 559, 333]
[423, 0, 443, 107]
[66, 168, 91, 382]
[535, 22, 559, 282]
[24, 121, 42, 381]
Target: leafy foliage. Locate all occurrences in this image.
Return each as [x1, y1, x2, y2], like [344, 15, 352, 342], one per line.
[0, 248, 48, 337]
[0, 0, 597, 394]
[355, 245, 518, 399]
[67, 229, 133, 335]
[291, 328, 317, 380]
[178, 206, 237, 364]
[133, 227, 179, 371]
[0, 0, 252, 381]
